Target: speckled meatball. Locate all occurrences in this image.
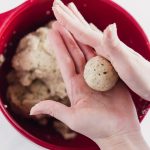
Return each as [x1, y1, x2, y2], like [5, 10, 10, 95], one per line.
[84, 56, 119, 91]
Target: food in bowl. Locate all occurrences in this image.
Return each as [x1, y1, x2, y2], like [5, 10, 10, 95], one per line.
[0, 0, 149, 149]
[7, 21, 76, 139]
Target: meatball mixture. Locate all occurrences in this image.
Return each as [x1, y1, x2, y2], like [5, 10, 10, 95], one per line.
[7, 22, 76, 139]
[12, 27, 66, 98]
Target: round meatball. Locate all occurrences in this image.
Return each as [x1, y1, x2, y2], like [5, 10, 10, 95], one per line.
[84, 56, 119, 91]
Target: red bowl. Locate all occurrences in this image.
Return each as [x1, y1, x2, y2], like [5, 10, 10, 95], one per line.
[0, 0, 150, 150]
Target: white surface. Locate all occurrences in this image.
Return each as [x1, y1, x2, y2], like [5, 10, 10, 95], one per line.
[0, 112, 47, 150]
[0, 0, 26, 13]
[0, 0, 150, 150]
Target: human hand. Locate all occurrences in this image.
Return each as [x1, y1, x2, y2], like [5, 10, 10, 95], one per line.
[52, 0, 150, 100]
[30, 22, 140, 147]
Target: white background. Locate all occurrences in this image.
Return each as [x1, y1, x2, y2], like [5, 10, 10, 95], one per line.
[0, 0, 150, 150]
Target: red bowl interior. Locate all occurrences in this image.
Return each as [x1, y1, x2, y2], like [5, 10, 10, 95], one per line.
[0, 0, 150, 150]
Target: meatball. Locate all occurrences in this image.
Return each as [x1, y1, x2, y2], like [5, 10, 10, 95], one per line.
[84, 56, 119, 91]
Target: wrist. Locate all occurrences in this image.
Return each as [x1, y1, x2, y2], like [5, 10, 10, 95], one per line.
[93, 130, 150, 150]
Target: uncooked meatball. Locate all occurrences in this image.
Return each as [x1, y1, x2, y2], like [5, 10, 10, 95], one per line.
[84, 56, 119, 91]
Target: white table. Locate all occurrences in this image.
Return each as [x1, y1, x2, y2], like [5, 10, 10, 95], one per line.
[0, 0, 150, 149]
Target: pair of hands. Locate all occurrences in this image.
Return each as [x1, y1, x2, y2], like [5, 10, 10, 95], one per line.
[30, 0, 150, 148]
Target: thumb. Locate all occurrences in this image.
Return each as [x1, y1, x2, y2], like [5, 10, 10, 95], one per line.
[30, 100, 72, 124]
[103, 23, 143, 62]
[103, 23, 150, 100]
[103, 23, 125, 60]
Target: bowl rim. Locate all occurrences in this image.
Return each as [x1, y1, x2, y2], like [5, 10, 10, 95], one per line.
[0, 0, 150, 149]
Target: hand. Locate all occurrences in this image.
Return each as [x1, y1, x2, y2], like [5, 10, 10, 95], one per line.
[30, 22, 140, 146]
[52, 0, 150, 100]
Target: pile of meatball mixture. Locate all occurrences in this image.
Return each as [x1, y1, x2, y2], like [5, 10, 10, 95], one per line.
[7, 21, 76, 140]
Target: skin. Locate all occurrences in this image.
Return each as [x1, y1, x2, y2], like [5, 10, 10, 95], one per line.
[30, 0, 150, 149]
[30, 23, 140, 146]
[52, 0, 150, 100]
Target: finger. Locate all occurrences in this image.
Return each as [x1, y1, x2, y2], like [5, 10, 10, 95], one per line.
[103, 23, 142, 63]
[103, 23, 136, 70]
[53, 22, 86, 73]
[90, 23, 103, 36]
[52, 4, 102, 48]
[76, 41, 96, 61]
[49, 29, 76, 83]
[53, 0, 77, 19]
[90, 23, 99, 31]
[68, 2, 89, 27]
[103, 23, 150, 100]
[104, 23, 143, 59]
[30, 100, 73, 125]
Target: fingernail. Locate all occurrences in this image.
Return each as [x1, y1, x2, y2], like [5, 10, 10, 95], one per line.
[68, 2, 75, 7]
[111, 24, 117, 40]
[112, 23, 117, 31]
[30, 106, 40, 115]
[54, 0, 61, 4]
[30, 110, 36, 115]
[30, 110, 41, 115]
[113, 23, 117, 28]
[52, 5, 61, 12]
[90, 23, 96, 28]
[108, 23, 115, 33]
[53, 0, 59, 7]
[29, 111, 35, 115]
[108, 24, 112, 32]
[30, 109, 35, 115]
[54, 0, 63, 7]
